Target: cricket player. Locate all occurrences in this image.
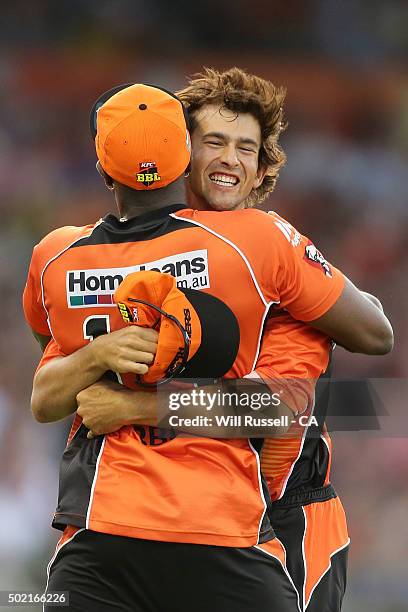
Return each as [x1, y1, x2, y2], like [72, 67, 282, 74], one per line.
[24, 78, 392, 612]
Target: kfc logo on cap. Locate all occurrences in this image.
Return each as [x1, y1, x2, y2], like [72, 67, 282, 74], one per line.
[136, 162, 161, 186]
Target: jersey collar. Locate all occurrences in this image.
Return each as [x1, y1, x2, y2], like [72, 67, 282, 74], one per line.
[102, 204, 187, 230]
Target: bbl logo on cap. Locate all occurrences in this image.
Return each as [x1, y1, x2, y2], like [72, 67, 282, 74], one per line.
[136, 161, 161, 186]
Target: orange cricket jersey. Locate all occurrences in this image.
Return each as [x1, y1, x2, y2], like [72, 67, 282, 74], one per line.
[251, 312, 335, 500]
[23, 204, 344, 546]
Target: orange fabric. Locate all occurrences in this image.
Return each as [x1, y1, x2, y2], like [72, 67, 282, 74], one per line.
[255, 313, 332, 500]
[89, 427, 267, 546]
[321, 425, 333, 487]
[96, 85, 190, 190]
[66, 413, 83, 446]
[303, 497, 350, 609]
[256, 537, 288, 569]
[55, 524, 81, 554]
[24, 207, 343, 545]
[175, 209, 345, 322]
[262, 437, 305, 502]
[255, 313, 332, 382]
[23, 222, 97, 335]
[114, 270, 202, 383]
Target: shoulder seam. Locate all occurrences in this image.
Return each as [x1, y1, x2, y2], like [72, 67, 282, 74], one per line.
[170, 213, 280, 371]
[170, 213, 272, 307]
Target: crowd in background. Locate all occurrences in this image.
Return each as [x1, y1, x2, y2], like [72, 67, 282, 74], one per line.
[1, 2, 407, 610]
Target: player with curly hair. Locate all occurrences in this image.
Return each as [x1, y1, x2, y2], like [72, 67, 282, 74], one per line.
[24, 73, 392, 612]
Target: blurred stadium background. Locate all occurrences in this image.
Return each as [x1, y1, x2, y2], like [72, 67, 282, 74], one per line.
[1, 1, 407, 610]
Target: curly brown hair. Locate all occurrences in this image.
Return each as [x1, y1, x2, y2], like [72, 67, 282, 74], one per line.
[177, 67, 287, 207]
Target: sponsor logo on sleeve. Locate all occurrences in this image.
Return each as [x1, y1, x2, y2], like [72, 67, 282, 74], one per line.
[273, 218, 301, 247]
[66, 249, 210, 308]
[304, 242, 332, 277]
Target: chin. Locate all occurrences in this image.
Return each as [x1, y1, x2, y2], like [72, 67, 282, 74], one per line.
[207, 198, 241, 212]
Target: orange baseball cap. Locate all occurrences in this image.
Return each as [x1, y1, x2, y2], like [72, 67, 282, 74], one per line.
[114, 271, 240, 385]
[93, 84, 191, 190]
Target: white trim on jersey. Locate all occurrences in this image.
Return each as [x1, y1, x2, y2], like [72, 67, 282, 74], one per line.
[43, 527, 86, 612]
[304, 538, 350, 610]
[248, 439, 269, 545]
[170, 213, 279, 374]
[254, 540, 302, 612]
[301, 506, 308, 612]
[85, 436, 107, 529]
[320, 431, 331, 454]
[169, 213, 278, 308]
[250, 303, 272, 373]
[171, 212, 281, 532]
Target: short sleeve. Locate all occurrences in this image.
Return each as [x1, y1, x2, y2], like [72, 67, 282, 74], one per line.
[268, 214, 345, 321]
[22, 223, 95, 336]
[23, 244, 50, 336]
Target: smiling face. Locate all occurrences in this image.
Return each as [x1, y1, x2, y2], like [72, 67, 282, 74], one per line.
[187, 104, 266, 211]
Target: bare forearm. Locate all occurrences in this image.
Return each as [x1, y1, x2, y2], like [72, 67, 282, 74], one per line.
[76, 381, 158, 436]
[311, 278, 393, 355]
[76, 379, 293, 439]
[31, 326, 157, 424]
[97, 384, 158, 427]
[31, 345, 107, 423]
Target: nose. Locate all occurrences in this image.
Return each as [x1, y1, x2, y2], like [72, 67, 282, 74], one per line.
[219, 143, 239, 167]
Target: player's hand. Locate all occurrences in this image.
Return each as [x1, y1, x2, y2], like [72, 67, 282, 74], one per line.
[77, 379, 158, 438]
[90, 326, 158, 375]
[77, 380, 135, 438]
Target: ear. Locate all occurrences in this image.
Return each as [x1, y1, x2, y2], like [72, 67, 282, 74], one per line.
[96, 161, 114, 190]
[252, 163, 268, 189]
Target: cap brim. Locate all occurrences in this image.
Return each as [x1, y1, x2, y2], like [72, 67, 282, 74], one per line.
[178, 288, 240, 379]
